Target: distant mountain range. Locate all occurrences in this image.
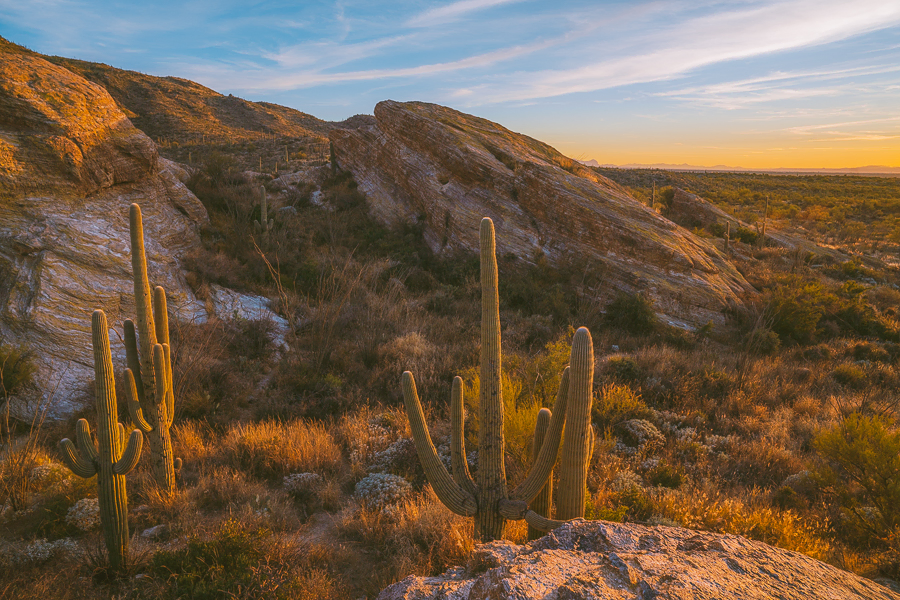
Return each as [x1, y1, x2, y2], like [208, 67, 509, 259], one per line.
[578, 160, 900, 176]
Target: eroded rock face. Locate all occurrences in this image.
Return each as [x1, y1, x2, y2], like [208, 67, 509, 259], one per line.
[378, 520, 900, 600]
[0, 43, 209, 416]
[330, 101, 754, 329]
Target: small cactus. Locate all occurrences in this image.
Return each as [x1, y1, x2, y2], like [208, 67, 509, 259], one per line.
[402, 218, 581, 541]
[254, 186, 274, 237]
[124, 204, 180, 492]
[724, 221, 731, 253]
[59, 310, 142, 570]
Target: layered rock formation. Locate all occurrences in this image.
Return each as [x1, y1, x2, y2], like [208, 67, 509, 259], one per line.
[0, 40, 209, 416]
[379, 520, 900, 600]
[330, 101, 754, 328]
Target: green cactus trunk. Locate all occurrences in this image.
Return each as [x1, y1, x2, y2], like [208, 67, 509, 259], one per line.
[59, 310, 142, 570]
[124, 203, 177, 492]
[401, 217, 578, 543]
[556, 327, 594, 520]
[476, 217, 506, 541]
[527, 408, 553, 541]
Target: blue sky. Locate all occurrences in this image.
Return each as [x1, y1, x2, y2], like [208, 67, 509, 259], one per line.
[2, 0, 899, 168]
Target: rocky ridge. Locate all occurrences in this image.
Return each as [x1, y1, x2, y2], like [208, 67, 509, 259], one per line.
[330, 101, 754, 328]
[378, 520, 900, 600]
[0, 40, 286, 416]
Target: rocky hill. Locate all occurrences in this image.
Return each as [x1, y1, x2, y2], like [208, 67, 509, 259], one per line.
[0, 39, 210, 415]
[331, 101, 754, 328]
[379, 520, 900, 600]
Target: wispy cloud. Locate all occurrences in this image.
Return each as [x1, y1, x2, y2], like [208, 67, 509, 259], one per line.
[460, 0, 900, 103]
[406, 0, 529, 28]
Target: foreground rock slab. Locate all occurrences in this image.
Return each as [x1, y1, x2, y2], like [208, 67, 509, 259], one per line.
[378, 520, 899, 600]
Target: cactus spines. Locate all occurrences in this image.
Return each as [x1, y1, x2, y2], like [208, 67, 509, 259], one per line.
[124, 203, 178, 492]
[556, 327, 594, 520]
[527, 408, 553, 541]
[254, 186, 274, 237]
[59, 310, 142, 570]
[401, 217, 572, 542]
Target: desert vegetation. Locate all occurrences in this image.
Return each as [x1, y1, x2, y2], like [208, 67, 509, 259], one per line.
[2, 156, 900, 598]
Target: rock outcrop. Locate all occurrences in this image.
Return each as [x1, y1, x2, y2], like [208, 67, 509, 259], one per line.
[330, 101, 754, 328]
[0, 40, 209, 416]
[378, 520, 900, 600]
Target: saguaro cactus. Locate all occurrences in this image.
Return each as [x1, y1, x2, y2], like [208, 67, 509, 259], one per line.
[724, 221, 731, 254]
[556, 327, 595, 520]
[59, 310, 142, 570]
[254, 186, 273, 238]
[527, 408, 553, 541]
[124, 204, 180, 492]
[402, 218, 574, 541]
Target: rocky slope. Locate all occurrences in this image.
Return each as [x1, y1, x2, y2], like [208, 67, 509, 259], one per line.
[0, 40, 211, 416]
[379, 520, 900, 600]
[330, 101, 754, 328]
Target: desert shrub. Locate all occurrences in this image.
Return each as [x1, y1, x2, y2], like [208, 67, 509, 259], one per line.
[764, 280, 826, 344]
[592, 384, 651, 429]
[832, 363, 866, 388]
[0, 342, 36, 399]
[646, 461, 684, 489]
[605, 292, 658, 335]
[222, 420, 342, 479]
[150, 519, 296, 599]
[734, 226, 759, 244]
[354, 473, 413, 509]
[338, 487, 473, 594]
[605, 355, 644, 384]
[814, 414, 900, 554]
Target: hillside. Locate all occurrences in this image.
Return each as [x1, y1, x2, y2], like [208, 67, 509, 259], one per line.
[2, 36, 900, 600]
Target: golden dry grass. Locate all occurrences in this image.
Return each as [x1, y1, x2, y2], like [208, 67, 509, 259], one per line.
[222, 420, 342, 478]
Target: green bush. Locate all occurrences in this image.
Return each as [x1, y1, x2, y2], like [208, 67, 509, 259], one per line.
[150, 519, 284, 599]
[831, 363, 866, 388]
[0, 342, 36, 398]
[605, 292, 658, 335]
[814, 414, 900, 556]
[646, 461, 684, 489]
[592, 384, 651, 429]
[605, 355, 644, 384]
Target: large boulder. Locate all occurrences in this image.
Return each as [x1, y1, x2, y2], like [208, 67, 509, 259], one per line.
[330, 101, 754, 329]
[0, 41, 209, 416]
[378, 520, 900, 600]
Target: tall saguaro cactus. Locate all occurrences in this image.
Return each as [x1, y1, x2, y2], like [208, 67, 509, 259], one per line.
[402, 218, 578, 541]
[556, 327, 595, 520]
[59, 310, 142, 570]
[124, 203, 179, 492]
[254, 186, 273, 238]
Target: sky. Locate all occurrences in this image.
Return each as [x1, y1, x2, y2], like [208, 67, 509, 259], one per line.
[1, 0, 899, 169]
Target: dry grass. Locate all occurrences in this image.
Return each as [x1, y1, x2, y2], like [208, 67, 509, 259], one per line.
[222, 420, 342, 479]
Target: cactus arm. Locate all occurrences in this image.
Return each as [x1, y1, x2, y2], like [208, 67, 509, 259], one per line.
[75, 418, 99, 463]
[450, 376, 477, 496]
[402, 371, 477, 516]
[114, 430, 143, 475]
[556, 328, 594, 520]
[123, 319, 145, 407]
[254, 220, 262, 232]
[527, 407, 554, 541]
[511, 367, 570, 503]
[267, 219, 274, 230]
[59, 437, 97, 478]
[523, 510, 568, 533]
[476, 217, 506, 541]
[153, 287, 169, 346]
[124, 369, 152, 434]
[163, 343, 174, 427]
